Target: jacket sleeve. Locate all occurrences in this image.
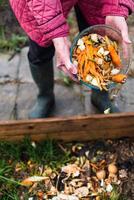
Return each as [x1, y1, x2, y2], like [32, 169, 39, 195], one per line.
[27, 0, 69, 46]
[101, 0, 134, 18]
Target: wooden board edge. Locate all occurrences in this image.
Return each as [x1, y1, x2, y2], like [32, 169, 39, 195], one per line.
[0, 112, 133, 142]
[0, 112, 134, 125]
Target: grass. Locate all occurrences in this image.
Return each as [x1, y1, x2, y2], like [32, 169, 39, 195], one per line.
[0, 138, 71, 166]
[0, 26, 27, 52]
[0, 1, 27, 52]
[0, 138, 72, 199]
[109, 186, 127, 200]
[0, 0, 8, 6]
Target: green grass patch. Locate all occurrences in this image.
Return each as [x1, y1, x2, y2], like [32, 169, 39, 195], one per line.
[0, 0, 8, 6]
[0, 138, 72, 199]
[0, 26, 27, 52]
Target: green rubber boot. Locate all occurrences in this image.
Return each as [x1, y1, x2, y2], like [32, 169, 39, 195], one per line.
[91, 90, 120, 114]
[28, 60, 55, 119]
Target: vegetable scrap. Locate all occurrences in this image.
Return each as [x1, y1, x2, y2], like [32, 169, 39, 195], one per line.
[1, 139, 133, 199]
[72, 34, 127, 90]
[20, 149, 124, 199]
[21, 176, 49, 186]
[21, 160, 120, 200]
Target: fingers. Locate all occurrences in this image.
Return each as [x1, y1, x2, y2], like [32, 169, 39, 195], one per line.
[120, 19, 131, 58]
[65, 60, 77, 74]
[106, 16, 131, 44]
[120, 20, 131, 44]
[105, 16, 132, 59]
[56, 52, 77, 75]
[53, 36, 78, 81]
[57, 64, 78, 82]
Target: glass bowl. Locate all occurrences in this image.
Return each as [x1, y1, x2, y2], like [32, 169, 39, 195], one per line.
[70, 24, 133, 90]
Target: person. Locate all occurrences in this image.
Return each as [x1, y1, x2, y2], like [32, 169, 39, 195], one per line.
[9, 0, 134, 118]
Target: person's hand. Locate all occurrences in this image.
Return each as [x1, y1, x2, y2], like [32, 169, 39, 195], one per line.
[53, 37, 78, 81]
[105, 16, 131, 43]
[106, 16, 132, 58]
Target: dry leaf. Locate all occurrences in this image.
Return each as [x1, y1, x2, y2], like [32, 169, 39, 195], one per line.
[43, 167, 52, 176]
[37, 191, 44, 198]
[70, 179, 84, 188]
[15, 163, 22, 172]
[96, 196, 101, 200]
[74, 186, 89, 197]
[106, 184, 113, 192]
[28, 183, 38, 193]
[28, 197, 34, 200]
[61, 164, 80, 177]
[31, 141, 36, 148]
[64, 184, 70, 194]
[21, 176, 49, 186]
[119, 169, 128, 179]
[52, 194, 79, 200]
[47, 186, 57, 196]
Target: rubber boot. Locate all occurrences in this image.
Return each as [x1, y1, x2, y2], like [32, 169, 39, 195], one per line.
[91, 90, 120, 113]
[28, 60, 55, 118]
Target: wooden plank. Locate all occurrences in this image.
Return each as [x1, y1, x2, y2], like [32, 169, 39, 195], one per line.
[0, 112, 134, 142]
[0, 113, 134, 141]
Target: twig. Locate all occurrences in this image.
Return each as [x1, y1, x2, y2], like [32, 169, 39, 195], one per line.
[58, 143, 67, 153]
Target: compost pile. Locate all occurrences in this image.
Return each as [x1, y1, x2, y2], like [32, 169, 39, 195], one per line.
[0, 138, 134, 200]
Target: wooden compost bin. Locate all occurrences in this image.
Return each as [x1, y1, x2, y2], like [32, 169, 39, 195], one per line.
[0, 112, 134, 141]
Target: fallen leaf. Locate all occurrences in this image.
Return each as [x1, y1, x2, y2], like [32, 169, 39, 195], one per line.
[43, 167, 52, 176]
[47, 186, 57, 196]
[28, 197, 34, 200]
[119, 169, 128, 179]
[61, 164, 80, 177]
[15, 163, 22, 172]
[37, 191, 44, 198]
[106, 184, 113, 192]
[96, 196, 101, 200]
[74, 186, 89, 198]
[70, 179, 84, 188]
[28, 183, 38, 193]
[52, 194, 79, 200]
[21, 176, 49, 186]
[31, 141, 36, 148]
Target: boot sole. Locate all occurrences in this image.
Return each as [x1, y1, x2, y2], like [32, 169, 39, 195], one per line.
[28, 99, 55, 119]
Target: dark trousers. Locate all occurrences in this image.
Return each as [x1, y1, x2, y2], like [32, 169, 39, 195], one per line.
[28, 6, 89, 65]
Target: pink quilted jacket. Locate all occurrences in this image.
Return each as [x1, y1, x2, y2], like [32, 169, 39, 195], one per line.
[10, 0, 134, 47]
